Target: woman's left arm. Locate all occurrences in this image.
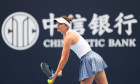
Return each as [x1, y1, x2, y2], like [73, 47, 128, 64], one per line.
[51, 35, 72, 84]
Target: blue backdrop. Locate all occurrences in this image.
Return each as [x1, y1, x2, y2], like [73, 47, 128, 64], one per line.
[0, 0, 140, 84]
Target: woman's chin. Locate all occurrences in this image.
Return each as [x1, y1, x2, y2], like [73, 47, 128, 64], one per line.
[57, 29, 61, 32]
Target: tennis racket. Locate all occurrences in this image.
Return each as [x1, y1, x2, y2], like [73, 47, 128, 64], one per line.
[40, 62, 55, 83]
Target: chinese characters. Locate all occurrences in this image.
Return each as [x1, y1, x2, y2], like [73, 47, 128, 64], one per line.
[42, 12, 138, 37]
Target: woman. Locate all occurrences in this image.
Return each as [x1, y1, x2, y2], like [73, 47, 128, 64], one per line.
[51, 16, 108, 84]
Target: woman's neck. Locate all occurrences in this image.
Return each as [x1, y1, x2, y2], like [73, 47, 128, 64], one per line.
[61, 29, 69, 36]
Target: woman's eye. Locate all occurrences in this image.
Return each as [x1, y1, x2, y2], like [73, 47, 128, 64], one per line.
[58, 23, 63, 25]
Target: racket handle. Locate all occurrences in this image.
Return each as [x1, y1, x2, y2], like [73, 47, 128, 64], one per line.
[47, 73, 61, 83]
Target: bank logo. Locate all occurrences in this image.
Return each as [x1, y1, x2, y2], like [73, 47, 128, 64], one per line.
[1, 12, 39, 50]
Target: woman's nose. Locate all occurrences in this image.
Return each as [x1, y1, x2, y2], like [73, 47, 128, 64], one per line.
[57, 24, 59, 28]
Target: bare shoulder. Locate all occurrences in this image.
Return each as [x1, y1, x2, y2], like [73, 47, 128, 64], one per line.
[66, 31, 77, 39]
[65, 31, 79, 44]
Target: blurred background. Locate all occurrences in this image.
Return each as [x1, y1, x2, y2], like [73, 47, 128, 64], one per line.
[0, 0, 140, 84]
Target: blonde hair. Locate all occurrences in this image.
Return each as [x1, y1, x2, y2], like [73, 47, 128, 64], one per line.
[61, 16, 73, 23]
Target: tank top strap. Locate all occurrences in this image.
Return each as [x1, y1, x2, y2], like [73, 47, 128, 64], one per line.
[65, 30, 91, 59]
[66, 29, 72, 35]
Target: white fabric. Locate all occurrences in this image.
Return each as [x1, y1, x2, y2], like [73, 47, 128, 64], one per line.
[66, 30, 91, 59]
[55, 17, 71, 28]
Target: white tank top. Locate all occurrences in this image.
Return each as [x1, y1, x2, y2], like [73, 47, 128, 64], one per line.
[66, 30, 91, 59]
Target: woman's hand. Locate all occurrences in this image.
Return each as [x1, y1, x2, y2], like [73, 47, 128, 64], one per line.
[49, 70, 60, 84]
[58, 70, 62, 77]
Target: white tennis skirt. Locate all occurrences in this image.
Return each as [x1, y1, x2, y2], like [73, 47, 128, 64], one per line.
[79, 50, 107, 81]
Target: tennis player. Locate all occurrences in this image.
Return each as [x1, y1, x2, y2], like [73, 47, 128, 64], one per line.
[50, 16, 108, 84]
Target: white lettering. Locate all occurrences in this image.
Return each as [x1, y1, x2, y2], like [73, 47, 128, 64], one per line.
[43, 39, 63, 48]
[108, 39, 136, 47]
[86, 39, 105, 47]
